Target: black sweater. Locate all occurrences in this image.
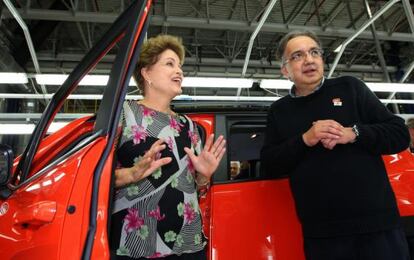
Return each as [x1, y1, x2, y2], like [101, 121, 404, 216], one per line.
[261, 76, 410, 237]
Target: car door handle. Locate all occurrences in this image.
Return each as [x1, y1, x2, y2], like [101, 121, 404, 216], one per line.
[14, 201, 57, 227]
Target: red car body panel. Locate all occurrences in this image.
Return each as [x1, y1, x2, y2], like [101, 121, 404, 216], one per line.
[11, 116, 95, 178]
[1, 0, 414, 257]
[0, 137, 102, 259]
[209, 180, 304, 260]
[384, 150, 414, 216]
[1, 103, 414, 260]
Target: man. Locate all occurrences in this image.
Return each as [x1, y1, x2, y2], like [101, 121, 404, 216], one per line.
[260, 30, 410, 260]
[406, 118, 414, 152]
[230, 160, 240, 179]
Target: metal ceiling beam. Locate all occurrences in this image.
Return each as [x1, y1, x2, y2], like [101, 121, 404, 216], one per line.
[351, 46, 377, 65]
[241, 0, 277, 76]
[346, 0, 356, 29]
[3, 0, 48, 96]
[305, 0, 325, 26]
[238, 0, 277, 97]
[364, 0, 391, 82]
[286, 0, 308, 25]
[401, 61, 414, 83]
[32, 54, 398, 73]
[4, 9, 414, 42]
[384, 61, 414, 105]
[328, 0, 399, 78]
[385, 0, 414, 104]
[347, 42, 367, 65]
[279, 0, 286, 23]
[228, 0, 240, 20]
[401, 0, 414, 33]
[322, 2, 346, 29]
[184, 0, 204, 17]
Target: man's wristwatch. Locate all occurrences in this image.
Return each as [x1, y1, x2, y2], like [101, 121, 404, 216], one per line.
[351, 124, 360, 142]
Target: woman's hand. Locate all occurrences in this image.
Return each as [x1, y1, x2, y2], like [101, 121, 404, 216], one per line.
[184, 134, 226, 180]
[115, 139, 172, 187]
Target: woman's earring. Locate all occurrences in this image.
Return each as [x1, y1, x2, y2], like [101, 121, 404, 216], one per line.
[146, 79, 152, 86]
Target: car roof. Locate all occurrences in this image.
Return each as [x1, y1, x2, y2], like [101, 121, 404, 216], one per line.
[172, 101, 271, 113]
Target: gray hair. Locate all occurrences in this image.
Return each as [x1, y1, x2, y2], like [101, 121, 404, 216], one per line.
[276, 30, 322, 64]
[407, 118, 414, 129]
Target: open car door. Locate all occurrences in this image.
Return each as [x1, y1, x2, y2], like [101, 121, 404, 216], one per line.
[0, 1, 152, 259]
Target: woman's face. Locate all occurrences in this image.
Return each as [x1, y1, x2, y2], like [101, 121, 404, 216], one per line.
[142, 49, 183, 98]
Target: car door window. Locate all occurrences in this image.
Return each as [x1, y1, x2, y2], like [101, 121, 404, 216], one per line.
[228, 122, 265, 181]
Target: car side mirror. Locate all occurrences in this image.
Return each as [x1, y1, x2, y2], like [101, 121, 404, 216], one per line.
[0, 144, 13, 186]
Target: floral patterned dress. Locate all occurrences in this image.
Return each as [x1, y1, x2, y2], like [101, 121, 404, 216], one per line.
[111, 101, 207, 259]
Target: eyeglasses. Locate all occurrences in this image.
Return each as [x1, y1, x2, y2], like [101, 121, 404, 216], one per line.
[283, 48, 324, 65]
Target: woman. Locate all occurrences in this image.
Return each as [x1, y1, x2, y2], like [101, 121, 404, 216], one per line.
[111, 34, 226, 259]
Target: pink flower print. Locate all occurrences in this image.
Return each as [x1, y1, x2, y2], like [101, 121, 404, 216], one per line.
[166, 137, 174, 151]
[149, 206, 166, 221]
[131, 124, 147, 144]
[187, 156, 195, 174]
[124, 208, 144, 233]
[148, 252, 163, 258]
[188, 130, 199, 146]
[142, 107, 156, 117]
[169, 117, 184, 135]
[184, 202, 196, 224]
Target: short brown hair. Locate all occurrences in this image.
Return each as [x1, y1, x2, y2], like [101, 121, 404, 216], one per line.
[134, 34, 185, 95]
[276, 30, 322, 64]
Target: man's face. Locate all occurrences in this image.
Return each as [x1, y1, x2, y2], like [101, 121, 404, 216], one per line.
[409, 128, 414, 146]
[230, 162, 240, 178]
[281, 36, 324, 90]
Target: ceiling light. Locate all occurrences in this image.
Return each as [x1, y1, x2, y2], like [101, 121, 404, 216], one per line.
[366, 83, 414, 93]
[35, 74, 136, 86]
[260, 80, 414, 93]
[260, 79, 292, 89]
[34, 74, 253, 88]
[182, 77, 253, 88]
[0, 122, 68, 135]
[35, 74, 67, 85]
[379, 99, 414, 104]
[174, 95, 278, 101]
[0, 73, 28, 84]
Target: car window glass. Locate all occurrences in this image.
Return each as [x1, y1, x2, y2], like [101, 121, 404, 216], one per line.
[2, 48, 128, 182]
[228, 123, 265, 181]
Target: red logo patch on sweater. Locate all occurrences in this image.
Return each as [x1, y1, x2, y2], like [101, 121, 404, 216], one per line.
[332, 98, 342, 106]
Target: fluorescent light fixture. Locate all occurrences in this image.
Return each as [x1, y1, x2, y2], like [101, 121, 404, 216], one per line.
[182, 77, 253, 88]
[379, 99, 414, 104]
[0, 73, 28, 84]
[76, 75, 109, 86]
[2, 93, 414, 104]
[259, 80, 414, 93]
[35, 74, 253, 88]
[366, 83, 414, 93]
[35, 74, 67, 85]
[0, 122, 68, 135]
[0, 93, 276, 101]
[174, 95, 279, 101]
[0, 124, 35, 134]
[35, 74, 136, 86]
[334, 45, 342, 53]
[260, 79, 292, 89]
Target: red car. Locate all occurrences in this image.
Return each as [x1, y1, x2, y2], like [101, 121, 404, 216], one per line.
[1, 0, 414, 259]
